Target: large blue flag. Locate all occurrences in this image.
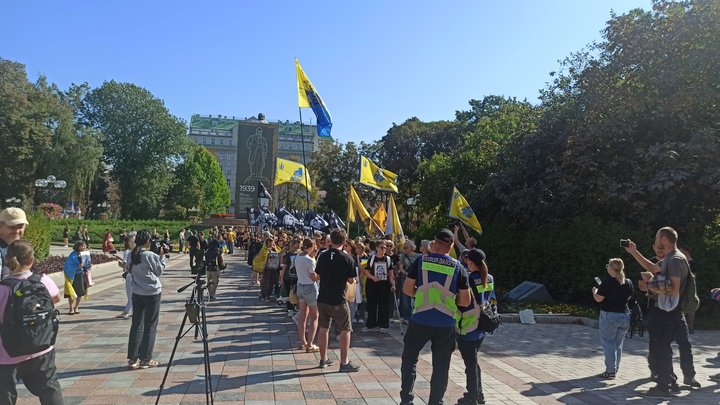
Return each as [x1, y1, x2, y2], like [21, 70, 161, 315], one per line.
[296, 58, 332, 137]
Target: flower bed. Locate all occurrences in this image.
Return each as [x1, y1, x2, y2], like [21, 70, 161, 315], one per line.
[502, 301, 599, 319]
[31, 254, 118, 275]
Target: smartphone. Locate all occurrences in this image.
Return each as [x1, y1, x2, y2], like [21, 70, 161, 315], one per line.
[594, 277, 602, 285]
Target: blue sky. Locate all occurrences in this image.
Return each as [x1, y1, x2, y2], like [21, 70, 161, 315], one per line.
[1, 0, 651, 145]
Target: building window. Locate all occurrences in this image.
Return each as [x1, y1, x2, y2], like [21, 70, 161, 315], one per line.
[219, 139, 224, 145]
[211, 138, 215, 145]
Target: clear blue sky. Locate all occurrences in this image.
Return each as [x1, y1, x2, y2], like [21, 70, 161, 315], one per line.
[1, 0, 651, 145]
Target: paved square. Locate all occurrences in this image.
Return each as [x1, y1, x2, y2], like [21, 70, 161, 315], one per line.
[15, 252, 720, 404]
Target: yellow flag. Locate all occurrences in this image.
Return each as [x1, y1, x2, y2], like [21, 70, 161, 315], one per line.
[448, 187, 482, 233]
[274, 158, 311, 191]
[347, 184, 383, 236]
[372, 202, 387, 230]
[359, 156, 398, 193]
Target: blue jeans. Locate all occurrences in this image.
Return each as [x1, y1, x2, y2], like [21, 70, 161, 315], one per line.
[599, 310, 630, 373]
[398, 291, 413, 321]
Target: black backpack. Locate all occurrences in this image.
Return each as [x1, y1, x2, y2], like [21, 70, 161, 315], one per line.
[1, 274, 60, 357]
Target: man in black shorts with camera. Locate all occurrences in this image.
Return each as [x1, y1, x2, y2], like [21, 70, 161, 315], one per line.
[315, 228, 360, 372]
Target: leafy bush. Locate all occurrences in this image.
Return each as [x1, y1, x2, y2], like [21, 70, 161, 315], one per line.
[39, 203, 63, 219]
[49, 219, 194, 245]
[23, 213, 52, 261]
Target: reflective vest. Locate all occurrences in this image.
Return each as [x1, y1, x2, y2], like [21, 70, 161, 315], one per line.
[458, 276, 495, 336]
[413, 258, 460, 322]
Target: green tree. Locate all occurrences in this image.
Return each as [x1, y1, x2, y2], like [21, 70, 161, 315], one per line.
[80, 81, 190, 218]
[166, 145, 230, 217]
[309, 140, 362, 218]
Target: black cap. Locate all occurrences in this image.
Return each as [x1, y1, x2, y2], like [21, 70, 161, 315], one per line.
[464, 248, 486, 267]
[434, 228, 454, 244]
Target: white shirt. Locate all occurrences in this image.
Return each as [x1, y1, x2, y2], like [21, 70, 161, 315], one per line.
[294, 254, 317, 285]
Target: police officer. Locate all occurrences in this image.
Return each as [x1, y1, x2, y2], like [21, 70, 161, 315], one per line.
[400, 229, 471, 405]
[456, 248, 495, 405]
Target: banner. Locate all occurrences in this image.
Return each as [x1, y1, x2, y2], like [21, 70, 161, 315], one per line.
[296, 58, 332, 137]
[385, 194, 405, 245]
[234, 122, 278, 216]
[274, 158, 312, 191]
[448, 187, 483, 234]
[359, 156, 398, 193]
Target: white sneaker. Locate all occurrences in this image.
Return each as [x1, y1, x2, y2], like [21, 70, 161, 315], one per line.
[379, 328, 389, 334]
[361, 327, 376, 333]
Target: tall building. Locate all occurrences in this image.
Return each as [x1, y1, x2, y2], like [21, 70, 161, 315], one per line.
[188, 114, 328, 214]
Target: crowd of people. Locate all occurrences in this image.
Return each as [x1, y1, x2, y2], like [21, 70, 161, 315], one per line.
[0, 206, 719, 404]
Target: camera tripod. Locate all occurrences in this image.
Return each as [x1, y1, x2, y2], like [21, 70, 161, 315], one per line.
[155, 272, 214, 405]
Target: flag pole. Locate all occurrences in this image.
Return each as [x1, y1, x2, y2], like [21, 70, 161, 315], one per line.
[298, 108, 311, 210]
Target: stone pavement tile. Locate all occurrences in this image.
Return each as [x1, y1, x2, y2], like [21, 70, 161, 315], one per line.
[361, 389, 393, 398]
[244, 391, 275, 401]
[304, 390, 334, 399]
[274, 390, 305, 400]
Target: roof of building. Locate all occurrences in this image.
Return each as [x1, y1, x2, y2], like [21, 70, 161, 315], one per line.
[190, 115, 239, 131]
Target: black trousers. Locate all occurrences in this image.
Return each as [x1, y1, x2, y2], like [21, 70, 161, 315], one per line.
[457, 338, 485, 400]
[0, 350, 64, 405]
[647, 308, 695, 380]
[648, 307, 683, 387]
[400, 322, 456, 405]
[189, 249, 198, 268]
[128, 293, 162, 361]
[366, 280, 391, 329]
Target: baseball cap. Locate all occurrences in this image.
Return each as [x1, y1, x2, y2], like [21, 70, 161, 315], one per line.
[464, 248, 486, 267]
[0, 208, 29, 226]
[434, 228, 454, 244]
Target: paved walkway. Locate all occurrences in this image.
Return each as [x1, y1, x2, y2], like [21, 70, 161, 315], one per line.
[15, 253, 720, 404]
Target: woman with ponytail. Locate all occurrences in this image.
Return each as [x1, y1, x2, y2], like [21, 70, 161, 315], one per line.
[0, 240, 64, 404]
[592, 258, 633, 379]
[126, 230, 166, 370]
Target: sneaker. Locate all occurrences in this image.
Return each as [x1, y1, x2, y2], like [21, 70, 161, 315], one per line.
[478, 392, 486, 404]
[669, 381, 681, 394]
[139, 359, 160, 369]
[683, 377, 701, 388]
[379, 328, 389, 334]
[319, 359, 335, 368]
[127, 359, 140, 370]
[641, 386, 672, 398]
[361, 327, 376, 333]
[339, 361, 360, 373]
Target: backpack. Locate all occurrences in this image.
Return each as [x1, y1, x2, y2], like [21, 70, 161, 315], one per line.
[478, 302, 502, 334]
[679, 271, 700, 313]
[1, 274, 60, 357]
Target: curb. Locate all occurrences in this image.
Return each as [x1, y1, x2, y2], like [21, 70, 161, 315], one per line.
[500, 313, 599, 329]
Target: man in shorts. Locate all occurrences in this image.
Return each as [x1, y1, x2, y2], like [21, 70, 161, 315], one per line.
[315, 229, 360, 372]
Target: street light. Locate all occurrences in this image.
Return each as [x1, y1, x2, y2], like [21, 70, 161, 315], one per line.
[35, 175, 67, 189]
[5, 197, 21, 207]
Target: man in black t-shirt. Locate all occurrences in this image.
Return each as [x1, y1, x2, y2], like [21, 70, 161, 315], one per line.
[186, 231, 200, 269]
[315, 229, 360, 373]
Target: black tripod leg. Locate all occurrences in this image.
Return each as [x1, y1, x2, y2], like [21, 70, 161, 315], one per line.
[155, 311, 190, 405]
[201, 306, 214, 404]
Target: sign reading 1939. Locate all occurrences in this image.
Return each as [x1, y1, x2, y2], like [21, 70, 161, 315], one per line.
[237, 185, 256, 192]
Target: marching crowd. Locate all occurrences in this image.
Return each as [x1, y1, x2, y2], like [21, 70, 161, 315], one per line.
[0, 206, 719, 404]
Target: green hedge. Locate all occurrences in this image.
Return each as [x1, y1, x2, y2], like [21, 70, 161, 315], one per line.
[23, 213, 52, 261]
[49, 219, 195, 246]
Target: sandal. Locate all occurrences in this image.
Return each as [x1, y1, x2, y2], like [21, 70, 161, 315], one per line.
[298, 343, 308, 350]
[306, 344, 320, 353]
[68, 311, 75, 316]
[127, 359, 140, 370]
[139, 359, 160, 369]
[600, 371, 616, 379]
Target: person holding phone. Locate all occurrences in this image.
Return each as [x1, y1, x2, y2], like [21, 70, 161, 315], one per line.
[592, 258, 633, 379]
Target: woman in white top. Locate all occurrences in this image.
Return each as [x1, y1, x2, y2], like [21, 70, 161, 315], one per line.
[294, 238, 320, 352]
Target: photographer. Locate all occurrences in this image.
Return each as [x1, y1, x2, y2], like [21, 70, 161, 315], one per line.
[126, 230, 166, 370]
[204, 237, 225, 300]
[592, 258, 633, 379]
[625, 236, 699, 391]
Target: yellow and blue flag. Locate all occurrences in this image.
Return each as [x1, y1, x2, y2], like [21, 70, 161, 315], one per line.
[448, 187, 482, 234]
[296, 58, 332, 137]
[359, 156, 398, 193]
[275, 157, 312, 191]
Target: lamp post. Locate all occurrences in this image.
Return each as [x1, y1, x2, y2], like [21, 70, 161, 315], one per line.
[96, 201, 110, 219]
[34, 175, 67, 204]
[5, 197, 21, 207]
[188, 207, 198, 220]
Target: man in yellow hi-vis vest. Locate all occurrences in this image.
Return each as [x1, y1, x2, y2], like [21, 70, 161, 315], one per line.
[400, 229, 471, 405]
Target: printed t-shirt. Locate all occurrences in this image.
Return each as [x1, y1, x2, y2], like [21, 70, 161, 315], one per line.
[0, 271, 59, 365]
[366, 255, 392, 282]
[407, 253, 469, 328]
[657, 249, 689, 312]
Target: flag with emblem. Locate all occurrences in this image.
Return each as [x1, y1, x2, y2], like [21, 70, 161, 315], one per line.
[296, 58, 332, 137]
[274, 157, 312, 191]
[359, 156, 398, 193]
[448, 186, 482, 234]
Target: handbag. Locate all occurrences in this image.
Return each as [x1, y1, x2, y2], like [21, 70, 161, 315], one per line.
[289, 286, 299, 305]
[478, 302, 501, 334]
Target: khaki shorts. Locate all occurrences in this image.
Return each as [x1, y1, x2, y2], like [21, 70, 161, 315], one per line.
[317, 302, 352, 332]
